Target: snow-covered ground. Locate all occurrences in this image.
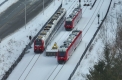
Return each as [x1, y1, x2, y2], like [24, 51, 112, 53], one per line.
[72, 0, 122, 80]
[7, 0, 111, 80]
[0, 0, 81, 79]
[0, 0, 118, 80]
[0, 0, 63, 79]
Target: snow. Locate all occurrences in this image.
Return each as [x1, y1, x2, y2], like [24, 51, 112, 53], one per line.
[0, 0, 62, 79]
[72, 0, 122, 80]
[0, 0, 119, 80]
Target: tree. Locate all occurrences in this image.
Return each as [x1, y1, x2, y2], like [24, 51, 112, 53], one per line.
[86, 44, 122, 80]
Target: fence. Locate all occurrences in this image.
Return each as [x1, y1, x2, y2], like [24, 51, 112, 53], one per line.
[68, 0, 113, 80]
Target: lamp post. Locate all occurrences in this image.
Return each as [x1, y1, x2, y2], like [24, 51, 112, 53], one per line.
[22, 0, 26, 29]
[25, 3, 26, 29]
[43, 0, 44, 15]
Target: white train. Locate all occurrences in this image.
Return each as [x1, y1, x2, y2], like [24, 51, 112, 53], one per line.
[34, 8, 66, 53]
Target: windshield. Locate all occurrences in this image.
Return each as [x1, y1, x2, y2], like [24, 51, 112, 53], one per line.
[66, 21, 72, 25]
[35, 39, 42, 45]
[58, 51, 66, 57]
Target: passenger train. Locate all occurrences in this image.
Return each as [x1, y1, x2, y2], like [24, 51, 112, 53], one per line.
[57, 30, 82, 64]
[34, 8, 66, 53]
[65, 5, 82, 31]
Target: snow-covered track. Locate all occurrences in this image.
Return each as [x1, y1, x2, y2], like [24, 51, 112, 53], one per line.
[7, 0, 109, 80]
[82, 0, 104, 38]
[46, 64, 64, 80]
[18, 54, 41, 80]
[69, 0, 112, 79]
[15, 2, 85, 80]
[44, 1, 104, 79]
[49, 0, 108, 80]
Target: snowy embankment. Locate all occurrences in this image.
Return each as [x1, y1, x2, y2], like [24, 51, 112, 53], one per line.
[0, 0, 62, 79]
[72, 0, 121, 80]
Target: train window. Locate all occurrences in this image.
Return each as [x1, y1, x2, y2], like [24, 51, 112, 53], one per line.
[66, 21, 72, 25]
[59, 52, 65, 57]
[35, 40, 42, 45]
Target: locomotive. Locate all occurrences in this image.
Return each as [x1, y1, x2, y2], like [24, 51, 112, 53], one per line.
[57, 30, 82, 64]
[34, 8, 66, 53]
[65, 5, 82, 31]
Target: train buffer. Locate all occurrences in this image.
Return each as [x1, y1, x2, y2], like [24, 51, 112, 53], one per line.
[46, 42, 58, 56]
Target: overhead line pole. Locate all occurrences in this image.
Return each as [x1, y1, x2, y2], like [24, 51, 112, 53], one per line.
[43, 0, 44, 15]
[25, 0, 26, 29]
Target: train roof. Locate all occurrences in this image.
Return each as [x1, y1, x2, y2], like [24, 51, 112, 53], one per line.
[59, 30, 81, 50]
[66, 6, 81, 21]
[36, 8, 66, 41]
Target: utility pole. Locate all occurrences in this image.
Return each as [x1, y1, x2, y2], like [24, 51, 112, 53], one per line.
[25, 0, 26, 29]
[22, 0, 26, 29]
[43, 0, 44, 15]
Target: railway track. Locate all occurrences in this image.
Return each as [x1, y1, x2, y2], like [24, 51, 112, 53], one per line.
[9, 0, 106, 80]
[46, 64, 64, 80]
[82, 0, 104, 38]
[14, 0, 82, 80]
[18, 54, 40, 80]
[46, 0, 105, 80]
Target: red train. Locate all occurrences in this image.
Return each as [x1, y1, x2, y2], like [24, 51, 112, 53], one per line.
[34, 8, 66, 53]
[57, 30, 82, 64]
[65, 5, 82, 31]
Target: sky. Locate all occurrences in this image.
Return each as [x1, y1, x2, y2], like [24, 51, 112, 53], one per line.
[0, 0, 120, 80]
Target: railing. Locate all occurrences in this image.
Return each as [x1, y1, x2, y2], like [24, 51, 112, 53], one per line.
[68, 0, 113, 80]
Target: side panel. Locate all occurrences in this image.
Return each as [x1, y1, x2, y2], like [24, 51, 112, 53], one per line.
[72, 9, 82, 29]
[65, 31, 82, 61]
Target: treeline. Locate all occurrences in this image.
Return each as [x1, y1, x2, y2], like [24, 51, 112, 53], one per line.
[86, 6, 122, 80]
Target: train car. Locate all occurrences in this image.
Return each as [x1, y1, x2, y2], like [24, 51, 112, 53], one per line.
[34, 8, 66, 53]
[65, 5, 82, 31]
[57, 30, 82, 64]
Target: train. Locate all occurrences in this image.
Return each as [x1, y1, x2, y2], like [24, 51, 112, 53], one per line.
[57, 30, 82, 64]
[65, 5, 82, 31]
[34, 8, 66, 53]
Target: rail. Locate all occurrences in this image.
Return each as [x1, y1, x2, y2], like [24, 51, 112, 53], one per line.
[90, 0, 97, 9]
[68, 0, 113, 80]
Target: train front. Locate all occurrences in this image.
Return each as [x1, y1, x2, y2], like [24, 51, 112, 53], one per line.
[65, 18, 72, 31]
[34, 39, 44, 53]
[57, 48, 67, 64]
